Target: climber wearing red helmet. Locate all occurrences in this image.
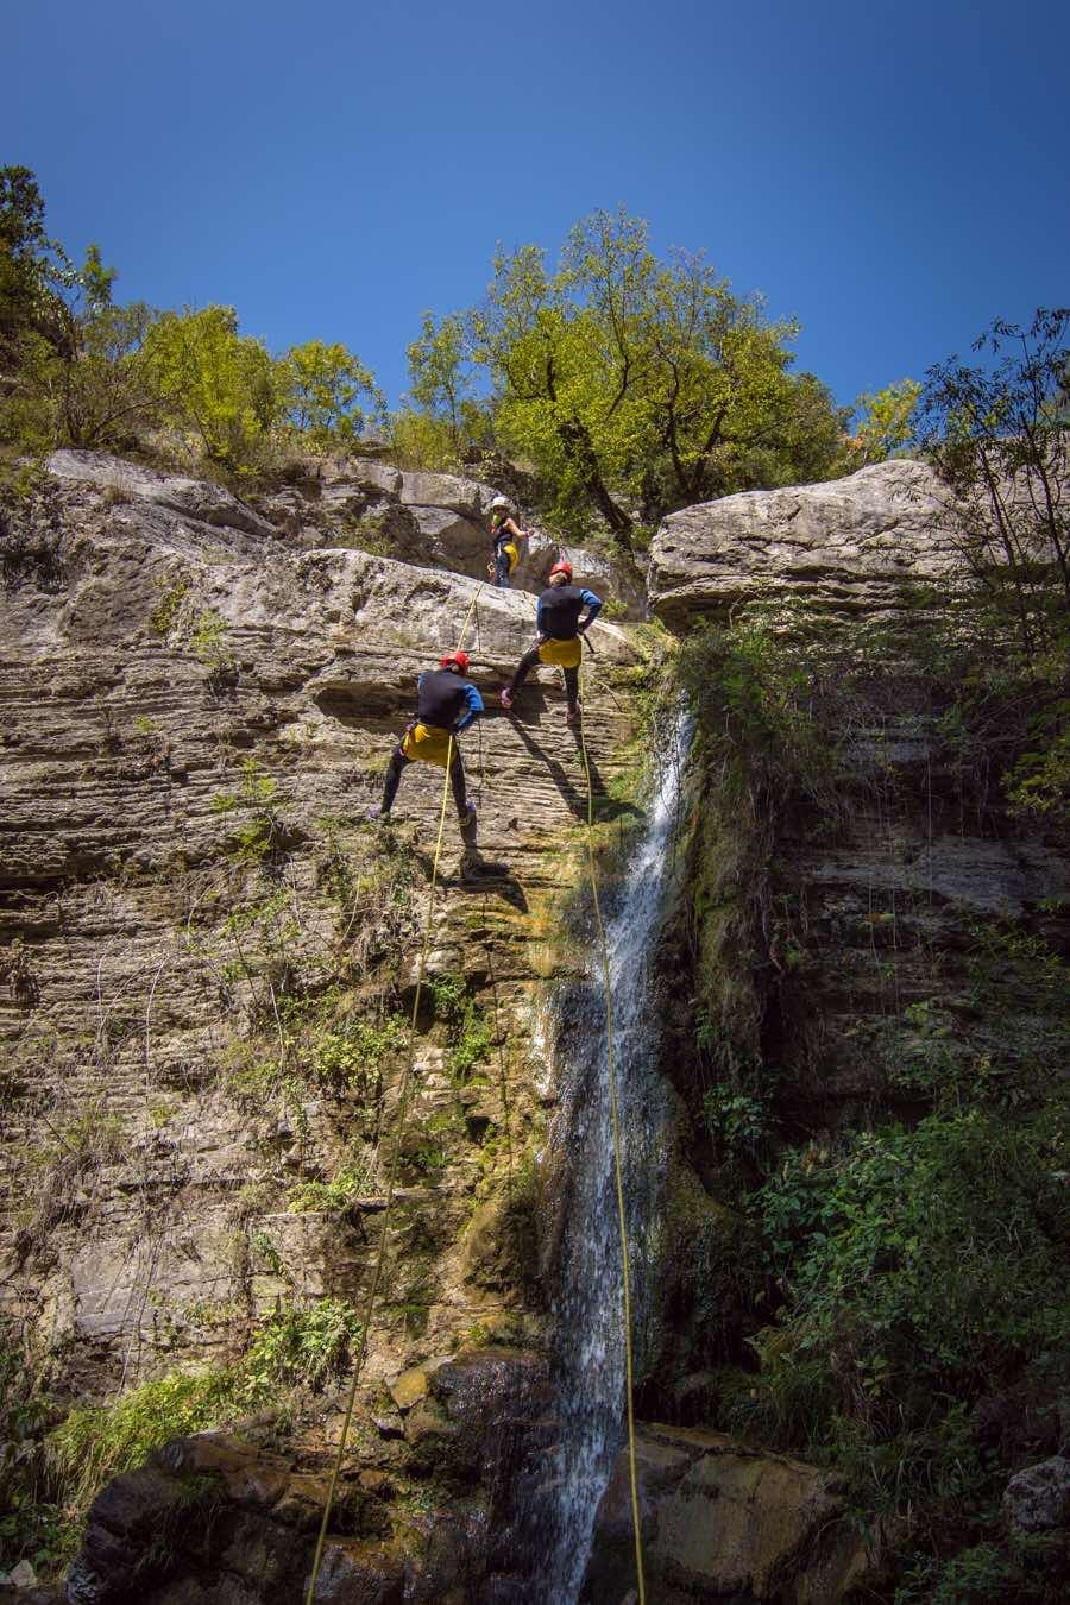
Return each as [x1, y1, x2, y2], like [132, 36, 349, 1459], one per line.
[499, 560, 602, 727]
[373, 651, 483, 829]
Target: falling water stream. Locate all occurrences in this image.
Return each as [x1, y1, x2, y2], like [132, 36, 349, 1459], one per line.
[542, 713, 691, 1601]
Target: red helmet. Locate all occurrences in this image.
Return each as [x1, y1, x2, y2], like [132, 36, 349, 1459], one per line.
[549, 560, 573, 581]
[440, 650, 471, 673]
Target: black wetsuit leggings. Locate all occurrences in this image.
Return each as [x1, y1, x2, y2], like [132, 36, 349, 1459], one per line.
[509, 645, 580, 706]
[494, 549, 511, 587]
[382, 741, 468, 815]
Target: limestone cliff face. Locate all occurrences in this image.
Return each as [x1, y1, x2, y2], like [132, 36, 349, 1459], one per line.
[8, 451, 1064, 1602]
[648, 459, 958, 628]
[1, 449, 639, 1400]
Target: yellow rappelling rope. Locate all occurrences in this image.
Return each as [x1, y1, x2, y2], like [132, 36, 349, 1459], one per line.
[577, 657, 647, 1605]
[304, 585, 484, 1605]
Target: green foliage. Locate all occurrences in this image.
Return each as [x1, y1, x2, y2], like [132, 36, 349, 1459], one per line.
[211, 760, 283, 864]
[304, 1013, 406, 1093]
[1005, 705, 1070, 826]
[287, 1147, 377, 1212]
[0, 1328, 69, 1573]
[142, 306, 280, 475]
[918, 307, 1070, 661]
[0, 165, 74, 392]
[243, 1298, 362, 1392]
[149, 578, 189, 634]
[426, 974, 491, 1081]
[679, 563, 1070, 1592]
[281, 338, 384, 448]
[448, 1006, 492, 1082]
[404, 311, 486, 447]
[405, 208, 846, 548]
[427, 973, 465, 1020]
[387, 407, 464, 471]
[48, 1369, 238, 1519]
[850, 377, 921, 463]
[678, 604, 841, 804]
[702, 1081, 770, 1158]
[188, 606, 237, 687]
[748, 1110, 1070, 1508]
[895, 1536, 1067, 1603]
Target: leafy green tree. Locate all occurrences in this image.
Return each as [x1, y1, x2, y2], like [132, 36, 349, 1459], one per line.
[0, 165, 70, 370]
[850, 377, 921, 463]
[399, 311, 492, 468]
[53, 299, 160, 450]
[281, 338, 383, 448]
[142, 306, 281, 473]
[406, 312, 470, 441]
[1, 170, 142, 453]
[457, 208, 846, 549]
[918, 308, 1070, 659]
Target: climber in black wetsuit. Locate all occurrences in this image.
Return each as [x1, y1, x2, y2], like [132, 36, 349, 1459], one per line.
[373, 651, 484, 829]
[499, 562, 602, 726]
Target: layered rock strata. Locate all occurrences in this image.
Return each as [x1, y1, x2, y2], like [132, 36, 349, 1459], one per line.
[1, 451, 645, 1597]
[648, 458, 958, 628]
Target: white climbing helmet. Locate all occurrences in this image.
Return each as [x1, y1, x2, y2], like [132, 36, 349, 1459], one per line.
[489, 495, 511, 512]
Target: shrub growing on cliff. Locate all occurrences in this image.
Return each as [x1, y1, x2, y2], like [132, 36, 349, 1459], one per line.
[744, 1108, 1070, 1524]
[918, 307, 1070, 663]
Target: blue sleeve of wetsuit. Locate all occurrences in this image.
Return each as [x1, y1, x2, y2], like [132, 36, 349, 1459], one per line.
[535, 597, 546, 634]
[455, 682, 484, 732]
[578, 589, 602, 628]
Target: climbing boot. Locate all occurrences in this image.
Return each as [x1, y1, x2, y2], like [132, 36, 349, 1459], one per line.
[566, 704, 581, 728]
[499, 688, 514, 712]
[367, 806, 390, 824]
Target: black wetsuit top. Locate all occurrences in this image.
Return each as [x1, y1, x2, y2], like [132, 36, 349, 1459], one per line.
[538, 584, 590, 639]
[415, 669, 475, 730]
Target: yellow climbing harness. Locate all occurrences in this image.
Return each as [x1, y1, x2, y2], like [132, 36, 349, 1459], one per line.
[400, 721, 453, 766]
[577, 659, 647, 1605]
[538, 636, 582, 669]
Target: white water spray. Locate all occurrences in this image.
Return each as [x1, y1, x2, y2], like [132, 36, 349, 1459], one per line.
[543, 713, 690, 1601]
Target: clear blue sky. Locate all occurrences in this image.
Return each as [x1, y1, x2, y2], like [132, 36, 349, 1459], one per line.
[5, 0, 1068, 412]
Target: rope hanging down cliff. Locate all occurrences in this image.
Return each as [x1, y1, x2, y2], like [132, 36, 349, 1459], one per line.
[577, 655, 647, 1605]
[304, 585, 485, 1605]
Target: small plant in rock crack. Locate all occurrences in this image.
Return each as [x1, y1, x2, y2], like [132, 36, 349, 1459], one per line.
[211, 760, 287, 867]
[149, 578, 190, 635]
[189, 607, 238, 691]
[286, 1146, 378, 1214]
[703, 1081, 772, 1160]
[426, 975, 492, 1082]
[313, 818, 421, 970]
[243, 1299, 363, 1392]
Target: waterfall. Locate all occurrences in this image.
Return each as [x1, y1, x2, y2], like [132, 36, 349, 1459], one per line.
[542, 713, 690, 1602]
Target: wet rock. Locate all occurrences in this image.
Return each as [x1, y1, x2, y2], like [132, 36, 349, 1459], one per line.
[584, 1423, 873, 1602]
[1003, 1454, 1070, 1532]
[308, 1538, 404, 1603]
[389, 1366, 430, 1411]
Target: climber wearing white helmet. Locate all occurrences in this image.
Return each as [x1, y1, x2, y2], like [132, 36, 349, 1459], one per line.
[487, 495, 529, 589]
